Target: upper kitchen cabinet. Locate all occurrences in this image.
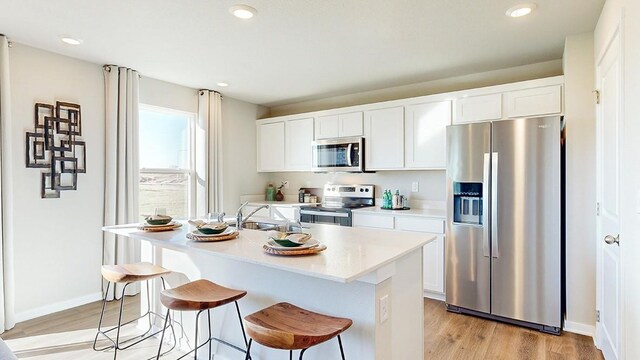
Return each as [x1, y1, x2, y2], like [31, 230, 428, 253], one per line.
[257, 121, 285, 172]
[452, 76, 564, 124]
[315, 112, 363, 139]
[285, 117, 314, 170]
[364, 106, 405, 170]
[405, 100, 451, 169]
[504, 84, 562, 118]
[455, 93, 502, 124]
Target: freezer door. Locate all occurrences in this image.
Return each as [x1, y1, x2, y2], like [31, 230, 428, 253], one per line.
[445, 122, 491, 313]
[490, 117, 561, 328]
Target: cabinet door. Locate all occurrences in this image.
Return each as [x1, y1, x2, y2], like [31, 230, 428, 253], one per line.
[405, 101, 451, 169]
[285, 118, 314, 170]
[504, 85, 562, 118]
[454, 93, 502, 124]
[315, 115, 339, 139]
[352, 212, 395, 229]
[257, 122, 285, 172]
[339, 112, 363, 137]
[423, 235, 445, 295]
[364, 107, 405, 170]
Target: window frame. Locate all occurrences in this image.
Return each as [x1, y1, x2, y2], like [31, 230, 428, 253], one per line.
[138, 104, 197, 218]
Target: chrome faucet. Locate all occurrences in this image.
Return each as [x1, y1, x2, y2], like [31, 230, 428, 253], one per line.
[235, 201, 269, 230]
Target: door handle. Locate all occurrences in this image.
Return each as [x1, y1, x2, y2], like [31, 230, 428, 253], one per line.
[482, 153, 490, 257]
[604, 234, 620, 246]
[491, 152, 499, 258]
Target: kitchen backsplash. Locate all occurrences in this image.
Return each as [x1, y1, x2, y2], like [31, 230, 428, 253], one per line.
[264, 170, 446, 202]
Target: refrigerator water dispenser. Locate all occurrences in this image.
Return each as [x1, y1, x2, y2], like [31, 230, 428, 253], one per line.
[452, 182, 483, 225]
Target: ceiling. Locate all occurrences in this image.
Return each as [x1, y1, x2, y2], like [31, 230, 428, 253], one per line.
[0, 0, 604, 107]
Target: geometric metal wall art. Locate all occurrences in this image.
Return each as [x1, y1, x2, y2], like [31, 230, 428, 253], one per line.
[25, 101, 86, 198]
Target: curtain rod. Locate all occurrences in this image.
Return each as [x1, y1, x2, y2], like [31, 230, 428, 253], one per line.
[103, 64, 142, 78]
[199, 89, 223, 98]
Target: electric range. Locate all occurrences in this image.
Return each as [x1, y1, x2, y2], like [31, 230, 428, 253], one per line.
[299, 184, 375, 226]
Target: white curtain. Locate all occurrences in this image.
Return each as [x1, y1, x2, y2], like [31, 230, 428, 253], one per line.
[197, 90, 223, 214]
[0, 35, 15, 333]
[103, 65, 140, 299]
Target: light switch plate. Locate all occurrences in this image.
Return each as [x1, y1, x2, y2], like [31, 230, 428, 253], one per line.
[411, 181, 419, 193]
[379, 294, 389, 324]
[636, 190, 640, 214]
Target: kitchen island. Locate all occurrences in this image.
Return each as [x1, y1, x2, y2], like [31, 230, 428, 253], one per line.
[103, 221, 434, 360]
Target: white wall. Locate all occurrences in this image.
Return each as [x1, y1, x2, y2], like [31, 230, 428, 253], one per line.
[269, 60, 562, 117]
[595, 1, 640, 358]
[9, 44, 104, 319]
[562, 33, 597, 334]
[139, 76, 197, 114]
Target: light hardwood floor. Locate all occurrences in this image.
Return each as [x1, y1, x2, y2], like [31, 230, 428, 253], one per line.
[1, 296, 603, 359]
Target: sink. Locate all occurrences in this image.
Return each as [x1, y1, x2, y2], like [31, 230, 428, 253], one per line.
[229, 221, 306, 232]
[230, 221, 287, 231]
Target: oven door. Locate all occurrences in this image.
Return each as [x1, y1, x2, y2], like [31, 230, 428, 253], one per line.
[312, 137, 363, 172]
[299, 209, 352, 226]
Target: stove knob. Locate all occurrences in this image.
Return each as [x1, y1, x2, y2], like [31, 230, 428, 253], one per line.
[360, 188, 364, 192]
[365, 188, 369, 192]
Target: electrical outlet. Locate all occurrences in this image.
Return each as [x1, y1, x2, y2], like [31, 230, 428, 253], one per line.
[379, 294, 389, 324]
[411, 181, 419, 193]
[283, 181, 289, 189]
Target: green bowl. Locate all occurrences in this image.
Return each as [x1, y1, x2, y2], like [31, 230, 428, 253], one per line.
[146, 217, 172, 225]
[270, 238, 303, 247]
[197, 224, 228, 235]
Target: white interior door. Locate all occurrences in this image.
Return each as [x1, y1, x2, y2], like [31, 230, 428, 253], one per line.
[596, 25, 622, 360]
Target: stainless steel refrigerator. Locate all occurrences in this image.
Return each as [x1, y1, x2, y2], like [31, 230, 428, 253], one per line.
[445, 116, 563, 334]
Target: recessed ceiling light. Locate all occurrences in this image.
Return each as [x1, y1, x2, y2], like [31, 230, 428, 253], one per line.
[60, 36, 82, 45]
[229, 4, 257, 19]
[217, 82, 229, 87]
[506, 3, 537, 18]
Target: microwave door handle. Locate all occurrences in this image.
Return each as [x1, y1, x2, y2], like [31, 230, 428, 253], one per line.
[346, 143, 353, 167]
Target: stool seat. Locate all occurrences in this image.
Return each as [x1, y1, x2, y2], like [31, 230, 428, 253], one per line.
[244, 302, 352, 350]
[160, 279, 247, 311]
[101, 262, 170, 283]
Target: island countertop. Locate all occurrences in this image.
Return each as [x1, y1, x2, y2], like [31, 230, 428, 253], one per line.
[103, 222, 435, 284]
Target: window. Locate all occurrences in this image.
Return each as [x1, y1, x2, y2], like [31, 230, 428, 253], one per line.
[138, 105, 196, 219]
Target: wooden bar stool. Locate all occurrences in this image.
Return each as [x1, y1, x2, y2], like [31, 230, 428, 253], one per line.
[93, 262, 176, 359]
[243, 302, 352, 360]
[156, 279, 251, 359]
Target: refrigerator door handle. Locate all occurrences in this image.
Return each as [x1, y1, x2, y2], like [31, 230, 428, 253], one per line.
[491, 152, 499, 258]
[482, 153, 490, 257]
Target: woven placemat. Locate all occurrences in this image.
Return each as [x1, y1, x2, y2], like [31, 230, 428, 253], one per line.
[186, 231, 239, 242]
[262, 244, 327, 256]
[137, 222, 182, 232]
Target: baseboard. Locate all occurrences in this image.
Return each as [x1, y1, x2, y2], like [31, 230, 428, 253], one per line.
[423, 290, 445, 301]
[563, 320, 595, 338]
[15, 291, 103, 323]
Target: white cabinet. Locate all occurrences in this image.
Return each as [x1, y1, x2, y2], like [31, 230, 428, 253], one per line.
[257, 122, 285, 172]
[454, 93, 502, 124]
[364, 107, 405, 170]
[422, 235, 444, 294]
[315, 115, 339, 139]
[315, 112, 363, 139]
[404, 100, 451, 169]
[504, 84, 562, 118]
[353, 212, 445, 298]
[285, 118, 314, 170]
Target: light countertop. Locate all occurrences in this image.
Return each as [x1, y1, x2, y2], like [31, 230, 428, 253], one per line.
[103, 222, 434, 283]
[351, 206, 446, 219]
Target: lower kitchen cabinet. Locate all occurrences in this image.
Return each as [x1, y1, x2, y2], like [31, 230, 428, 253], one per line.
[352, 212, 445, 299]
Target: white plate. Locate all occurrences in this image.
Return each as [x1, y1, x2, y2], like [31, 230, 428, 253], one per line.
[191, 227, 235, 237]
[142, 221, 177, 228]
[265, 239, 320, 251]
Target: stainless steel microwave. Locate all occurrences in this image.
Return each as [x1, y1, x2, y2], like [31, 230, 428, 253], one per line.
[311, 137, 365, 172]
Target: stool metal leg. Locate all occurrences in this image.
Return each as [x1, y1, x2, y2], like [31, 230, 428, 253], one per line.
[93, 281, 110, 351]
[207, 310, 212, 359]
[244, 339, 253, 360]
[299, 348, 307, 359]
[338, 335, 346, 360]
[112, 282, 131, 360]
[289, 350, 293, 360]
[156, 308, 171, 359]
